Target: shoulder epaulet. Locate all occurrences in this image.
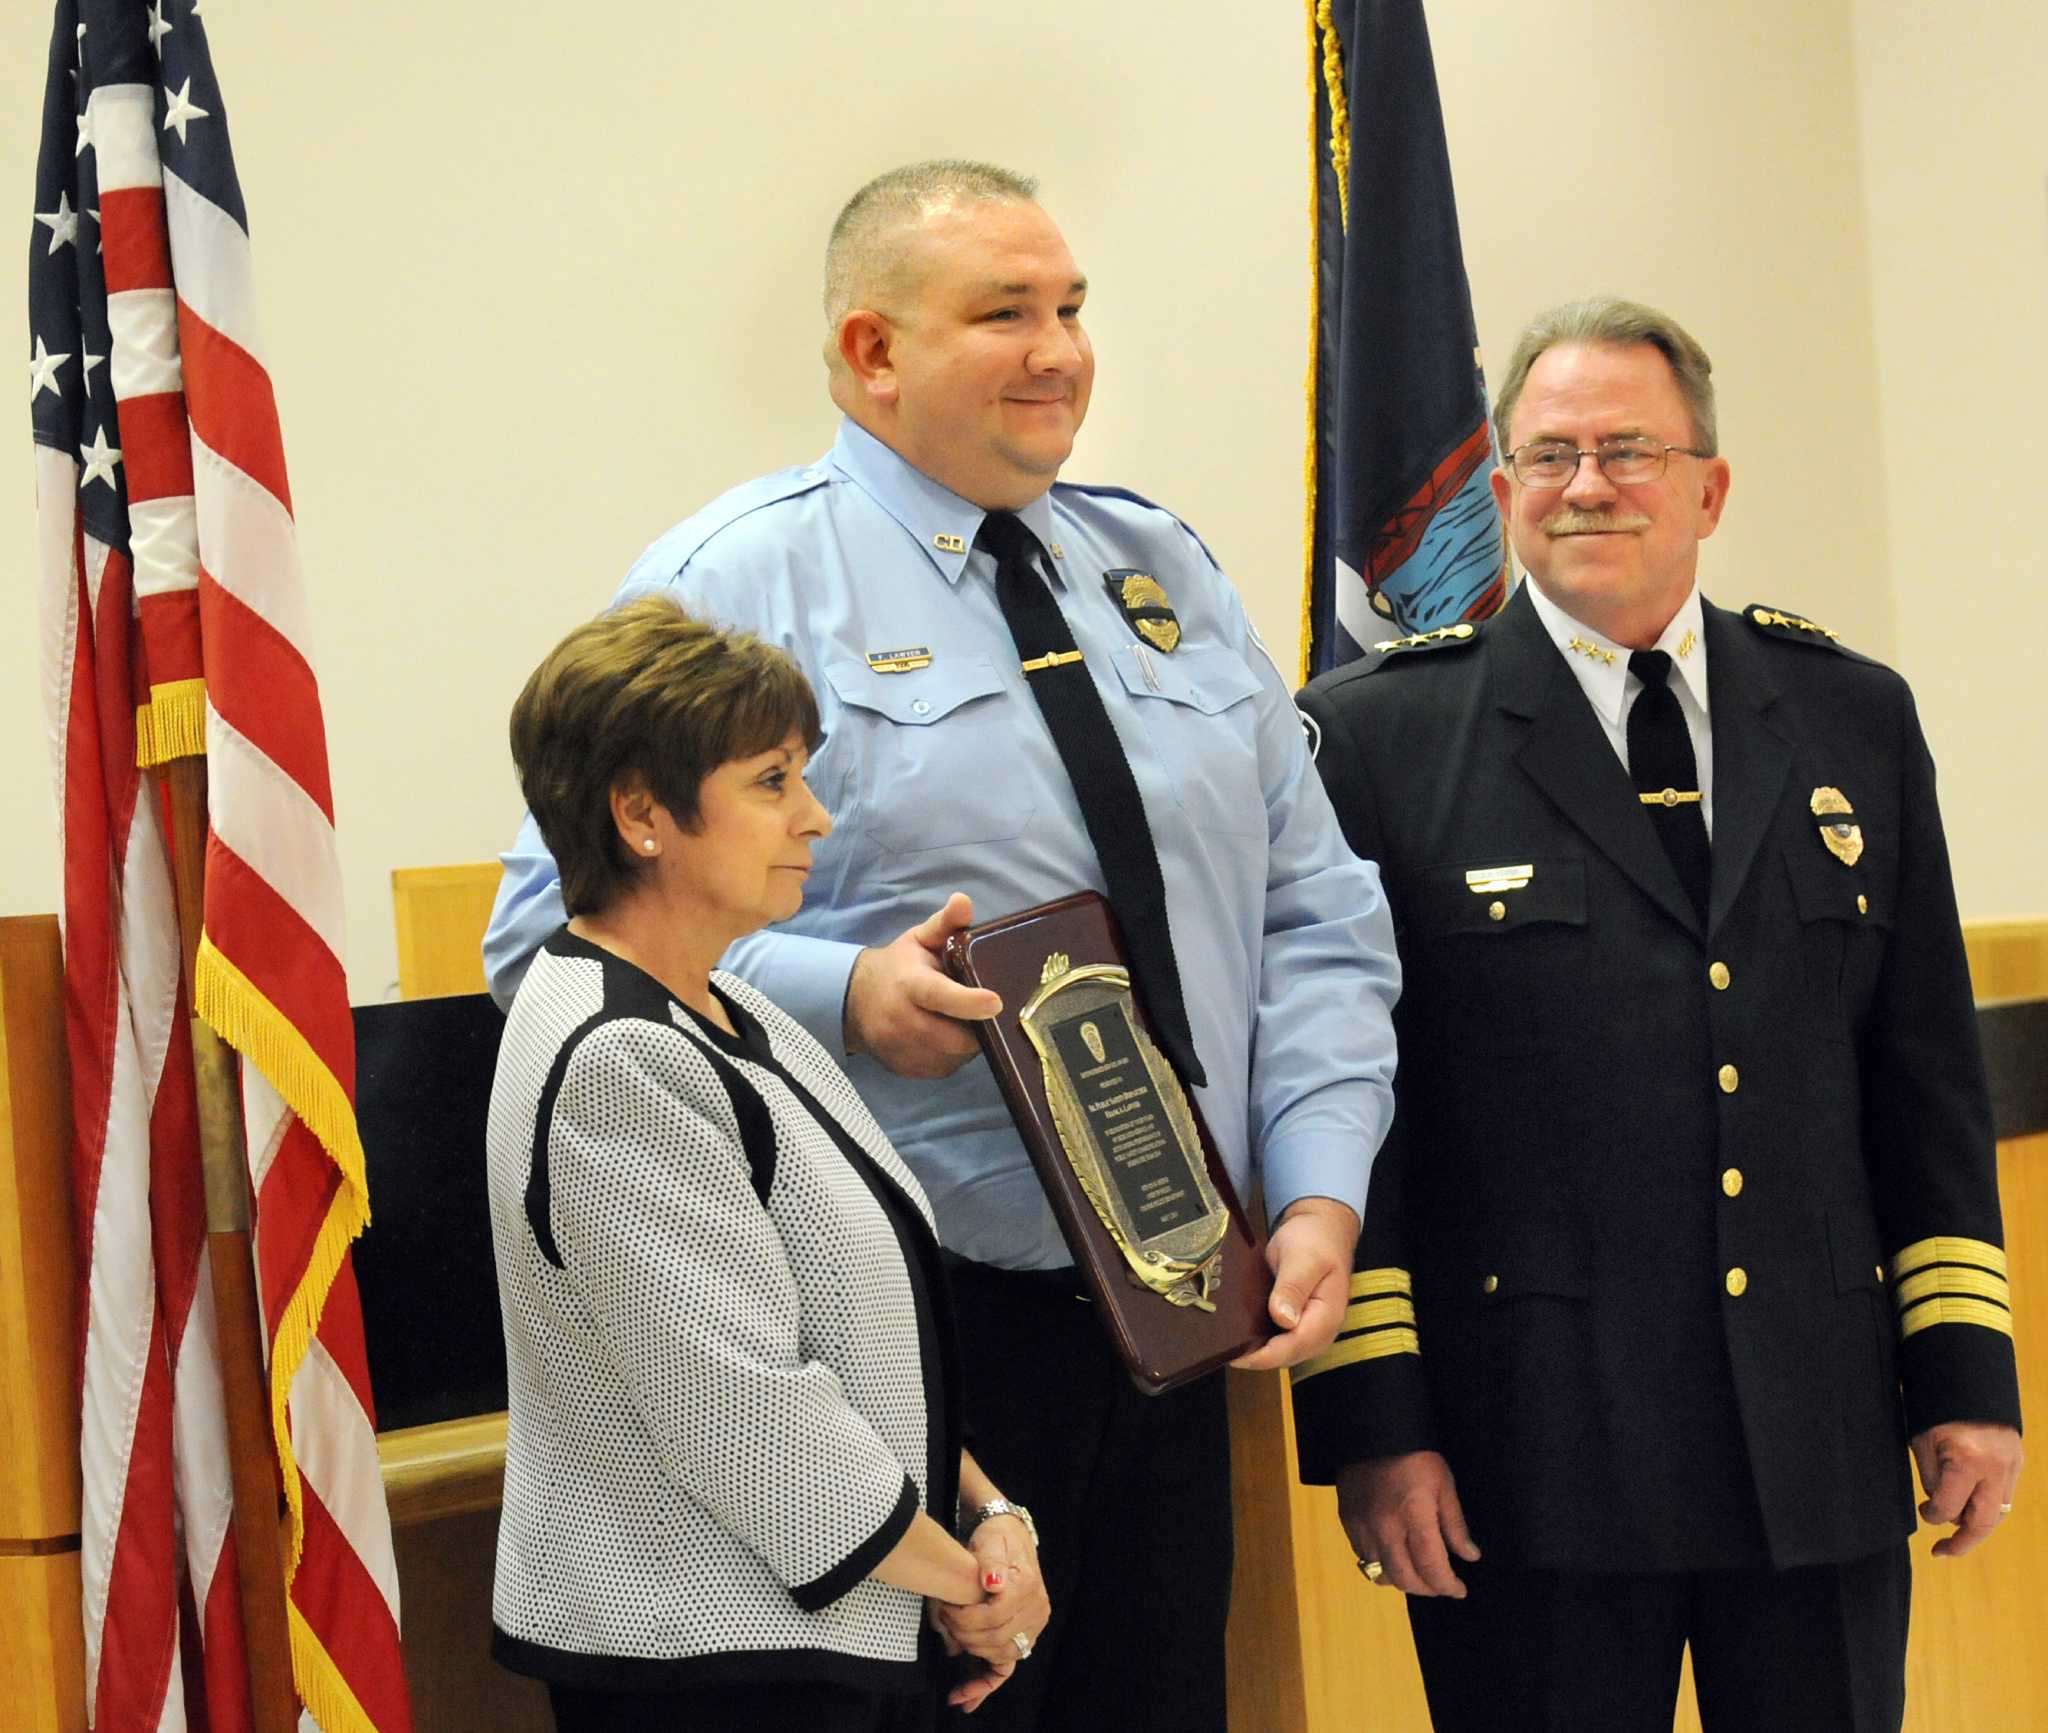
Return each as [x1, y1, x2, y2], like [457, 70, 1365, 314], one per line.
[1051, 479, 1221, 569]
[1364, 620, 1484, 669]
[1743, 604, 1849, 650]
[622, 464, 833, 586]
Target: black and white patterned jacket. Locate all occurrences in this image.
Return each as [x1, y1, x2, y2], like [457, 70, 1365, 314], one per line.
[485, 930, 958, 1693]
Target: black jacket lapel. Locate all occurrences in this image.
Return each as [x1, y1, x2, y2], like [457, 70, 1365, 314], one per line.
[1700, 598, 1793, 938]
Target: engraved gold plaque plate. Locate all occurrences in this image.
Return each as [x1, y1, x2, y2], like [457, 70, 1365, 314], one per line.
[1018, 958, 1229, 1310]
[941, 890, 1274, 1391]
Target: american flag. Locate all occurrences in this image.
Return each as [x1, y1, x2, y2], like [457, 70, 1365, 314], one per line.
[29, 3, 412, 1728]
[1303, 0, 1507, 671]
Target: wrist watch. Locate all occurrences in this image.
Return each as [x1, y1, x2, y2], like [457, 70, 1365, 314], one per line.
[961, 1496, 1039, 1547]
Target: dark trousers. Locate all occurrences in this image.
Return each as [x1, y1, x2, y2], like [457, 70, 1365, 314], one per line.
[550, 1678, 932, 1733]
[941, 1257, 1233, 1731]
[1406, 1545, 1911, 1733]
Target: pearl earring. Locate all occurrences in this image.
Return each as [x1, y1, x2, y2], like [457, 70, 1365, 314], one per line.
[641, 839, 656, 854]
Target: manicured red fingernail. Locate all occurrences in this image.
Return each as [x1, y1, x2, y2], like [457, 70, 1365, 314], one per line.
[984, 1570, 1004, 1590]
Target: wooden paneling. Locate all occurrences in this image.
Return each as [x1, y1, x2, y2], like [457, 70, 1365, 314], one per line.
[1964, 916, 2048, 1003]
[1225, 1358, 1431, 1730]
[388, 1508, 550, 1733]
[391, 863, 503, 1000]
[1224, 1369, 1311, 1732]
[1290, 1474, 1432, 1728]
[0, 1551, 86, 1733]
[1896, 1130, 2047, 1730]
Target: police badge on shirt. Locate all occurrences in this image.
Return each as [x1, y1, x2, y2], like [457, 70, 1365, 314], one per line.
[1103, 569, 1180, 653]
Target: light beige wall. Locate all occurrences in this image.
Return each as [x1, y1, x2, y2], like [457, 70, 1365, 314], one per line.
[1852, 0, 2048, 922]
[1443, 3, 1894, 657]
[3, 2, 1929, 998]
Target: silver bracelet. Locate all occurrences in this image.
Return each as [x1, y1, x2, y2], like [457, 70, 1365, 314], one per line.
[960, 1496, 1038, 1547]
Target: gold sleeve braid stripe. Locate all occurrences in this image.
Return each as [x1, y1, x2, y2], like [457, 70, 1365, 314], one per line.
[1291, 1268, 1420, 1383]
[1899, 1296, 2015, 1340]
[1892, 1266, 2012, 1309]
[1343, 1297, 1417, 1333]
[1889, 1236, 2007, 1279]
[1885, 1236, 2013, 1339]
[1292, 1326, 1420, 1384]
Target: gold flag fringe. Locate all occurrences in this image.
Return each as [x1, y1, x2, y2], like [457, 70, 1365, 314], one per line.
[290, 1603, 383, 1733]
[135, 679, 208, 769]
[1301, 0, 1330, 683]
[1316, 0, 1351, 232]
[193, 932, 371, 1624]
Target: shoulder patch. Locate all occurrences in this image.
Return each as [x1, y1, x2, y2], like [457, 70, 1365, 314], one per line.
[1744, 604, 1850, 651]
[1364, 620, 1484, 670]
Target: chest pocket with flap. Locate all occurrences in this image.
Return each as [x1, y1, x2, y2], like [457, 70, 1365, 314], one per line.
[1109, 644, 1268, 839]
[822, 656, 1033, 853]
[1404, 858, 1590, 1053]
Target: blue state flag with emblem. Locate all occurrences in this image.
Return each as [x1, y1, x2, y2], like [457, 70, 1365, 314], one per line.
[1303, 0, 1507, 675]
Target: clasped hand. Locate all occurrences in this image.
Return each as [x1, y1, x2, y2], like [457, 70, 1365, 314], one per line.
[931, 1516, 1049, 1713]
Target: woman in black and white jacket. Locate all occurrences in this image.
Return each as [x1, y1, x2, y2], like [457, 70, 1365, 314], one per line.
[486, 597, 1046, 1731]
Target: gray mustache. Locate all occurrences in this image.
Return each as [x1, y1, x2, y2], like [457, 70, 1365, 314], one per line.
[1542, 509, 1653, 536]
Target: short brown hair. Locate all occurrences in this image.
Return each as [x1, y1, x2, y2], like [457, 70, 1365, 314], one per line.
[509, 594, 822, 917]
[823, 159, 1040, 327]
[1492, 296, 1718, 457]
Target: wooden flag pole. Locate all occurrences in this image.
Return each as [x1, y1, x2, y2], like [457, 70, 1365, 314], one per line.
[158, 756, 300, 1733]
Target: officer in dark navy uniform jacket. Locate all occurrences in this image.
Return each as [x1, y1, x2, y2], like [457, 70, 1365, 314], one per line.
[1291, 296, 2022, 1732]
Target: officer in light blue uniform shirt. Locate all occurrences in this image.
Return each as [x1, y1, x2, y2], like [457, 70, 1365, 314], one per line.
[484, 160, 1398, 1731]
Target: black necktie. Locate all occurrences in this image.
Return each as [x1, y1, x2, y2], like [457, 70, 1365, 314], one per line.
[977, 511, 1206, 1088]
[1627, 649, 1711, 925]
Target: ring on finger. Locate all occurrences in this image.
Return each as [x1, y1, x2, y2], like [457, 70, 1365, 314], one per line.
[2000, 1503, 2015, 1516]
[1357, 1557, 1384, 1583]
[1011, 1630, 1033, 1658]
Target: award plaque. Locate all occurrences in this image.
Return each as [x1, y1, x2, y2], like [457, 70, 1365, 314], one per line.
[943, 892, 1274, 1393]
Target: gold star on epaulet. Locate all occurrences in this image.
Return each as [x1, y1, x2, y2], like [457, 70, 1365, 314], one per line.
[1745, 604, 1843, 645]
[1367, 621, 1481, 666]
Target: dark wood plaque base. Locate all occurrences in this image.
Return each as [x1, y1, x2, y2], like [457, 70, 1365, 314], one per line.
[944, 892, 1273, 1393]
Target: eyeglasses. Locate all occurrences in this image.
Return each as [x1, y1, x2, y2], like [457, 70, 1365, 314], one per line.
[1506, 438, 1712, 489]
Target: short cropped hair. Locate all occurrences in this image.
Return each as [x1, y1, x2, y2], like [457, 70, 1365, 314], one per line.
[509, 595, 821, 918]
[823, 159, 1039, 326]
[1492, 296, 1718, 457]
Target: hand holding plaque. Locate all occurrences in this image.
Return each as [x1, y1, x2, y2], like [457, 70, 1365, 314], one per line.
[944, 892, 1274, 1392]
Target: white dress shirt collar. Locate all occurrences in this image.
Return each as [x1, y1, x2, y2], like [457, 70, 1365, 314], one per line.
[1524, 577, 1710, 727]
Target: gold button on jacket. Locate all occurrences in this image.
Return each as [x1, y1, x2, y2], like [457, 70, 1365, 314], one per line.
[1718, 1063, 1740, 1093]
[1726, 1268, 1749, 1297]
